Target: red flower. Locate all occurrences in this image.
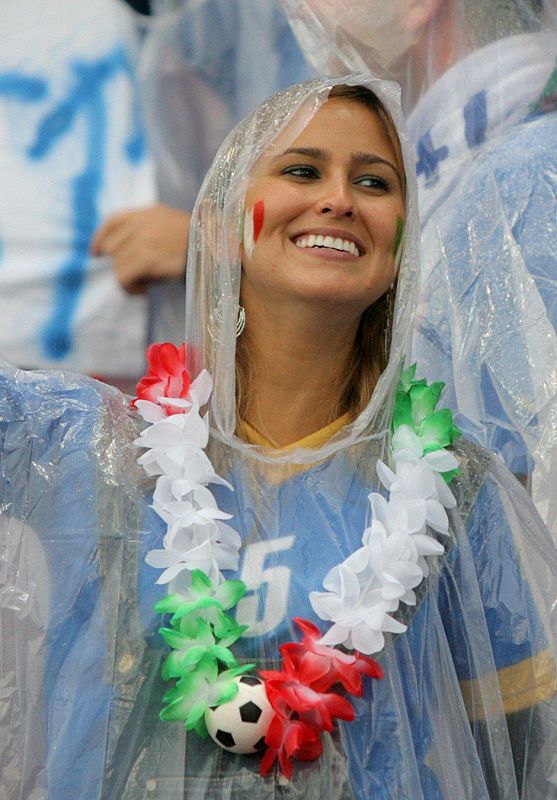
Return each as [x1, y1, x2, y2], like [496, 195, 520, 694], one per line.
[260, 669, 355, 734]
[257, 619, 384, 779]
[134, 343, 190, 415]
[260, 713, 322, 779]
[280, 618, 383, 695]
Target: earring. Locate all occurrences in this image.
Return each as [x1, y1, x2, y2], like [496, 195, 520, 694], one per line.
[236, 306, 246, 337]
[209, 303, 246, 340]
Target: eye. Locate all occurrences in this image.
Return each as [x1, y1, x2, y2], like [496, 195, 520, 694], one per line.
[354, 175, 390, 191]
[280, 164, 320, 180]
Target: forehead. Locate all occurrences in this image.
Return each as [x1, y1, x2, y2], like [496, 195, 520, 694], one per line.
[255, 97, 396, 170]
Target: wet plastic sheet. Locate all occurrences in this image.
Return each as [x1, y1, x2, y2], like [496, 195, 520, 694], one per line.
[1, 73, 557, 798]
[1, 367, 556, 798]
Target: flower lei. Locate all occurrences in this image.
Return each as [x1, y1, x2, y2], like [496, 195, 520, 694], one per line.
[133, 343, 461, 780]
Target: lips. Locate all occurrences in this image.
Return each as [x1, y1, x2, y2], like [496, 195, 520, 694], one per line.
[291, 229, 364, 257]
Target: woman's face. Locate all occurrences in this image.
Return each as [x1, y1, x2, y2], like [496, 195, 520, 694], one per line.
[241, 97, 405, 318]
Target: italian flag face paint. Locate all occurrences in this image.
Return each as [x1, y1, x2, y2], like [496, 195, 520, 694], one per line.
[242, 200, 265, 258]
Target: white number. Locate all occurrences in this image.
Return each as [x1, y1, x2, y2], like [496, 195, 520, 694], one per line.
[235, 536, 295, 637]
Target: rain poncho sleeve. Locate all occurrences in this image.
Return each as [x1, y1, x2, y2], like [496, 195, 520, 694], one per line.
[1, 75, 556, 799]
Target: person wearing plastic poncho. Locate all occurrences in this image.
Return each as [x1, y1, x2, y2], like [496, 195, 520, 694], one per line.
[279, 0, 557, 538]
[0, 75, 556, 799]
[0, 0, 156, 386]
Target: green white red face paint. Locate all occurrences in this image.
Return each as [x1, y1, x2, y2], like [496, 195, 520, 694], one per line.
[242, 200, 265, 258]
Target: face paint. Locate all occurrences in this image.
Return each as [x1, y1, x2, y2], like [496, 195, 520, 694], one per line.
[392, 216, 405, 272]
[242, 200, 265, 258]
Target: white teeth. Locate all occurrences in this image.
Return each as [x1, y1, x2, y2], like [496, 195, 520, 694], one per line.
[294, 234, 360, 256]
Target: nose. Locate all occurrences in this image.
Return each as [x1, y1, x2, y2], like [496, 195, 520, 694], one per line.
[315, 178, 355, 219]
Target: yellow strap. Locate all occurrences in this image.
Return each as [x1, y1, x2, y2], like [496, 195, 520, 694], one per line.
[459, 648, 557, 719]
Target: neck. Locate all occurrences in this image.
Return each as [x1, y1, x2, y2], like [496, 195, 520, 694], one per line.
[238, 295, 361, 447]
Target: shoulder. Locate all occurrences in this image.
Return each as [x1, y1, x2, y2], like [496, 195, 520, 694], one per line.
[454, 113, 557, 211]
[0, 365, 144, 499]
[485, 112, 557, 173]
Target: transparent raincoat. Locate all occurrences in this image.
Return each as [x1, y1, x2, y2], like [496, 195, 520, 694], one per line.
[279, 0, 557, 538]
[1, 75, 556, 799]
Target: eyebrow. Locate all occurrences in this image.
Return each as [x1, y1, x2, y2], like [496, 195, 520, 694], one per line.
[275, 147, 401, 180]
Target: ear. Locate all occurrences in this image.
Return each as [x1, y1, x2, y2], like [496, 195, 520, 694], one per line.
[404, 0, 446, 33]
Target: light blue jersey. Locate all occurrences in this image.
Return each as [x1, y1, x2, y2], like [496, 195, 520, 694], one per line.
[1, 370, 554, 799]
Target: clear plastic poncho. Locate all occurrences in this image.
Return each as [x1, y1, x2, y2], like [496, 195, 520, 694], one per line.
[1, 75, 557, 800]
[279, 0, 557, 539]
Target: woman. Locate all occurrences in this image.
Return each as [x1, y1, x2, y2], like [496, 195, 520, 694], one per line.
[1, 76, 556, 799]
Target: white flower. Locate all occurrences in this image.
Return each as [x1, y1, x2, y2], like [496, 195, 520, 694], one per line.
[362, 528, 424, 606]
[152, 475, 232, 527]
[136, 407, 209, 451]
[386, 425, 458, 508]
[310, 561, 407, 655]
[146, 520, 241, 584]
[377, 459, 453, 533]
[368, 492, 425, 537]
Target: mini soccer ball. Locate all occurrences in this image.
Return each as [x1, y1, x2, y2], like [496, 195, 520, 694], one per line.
[205, 675, 274, 754]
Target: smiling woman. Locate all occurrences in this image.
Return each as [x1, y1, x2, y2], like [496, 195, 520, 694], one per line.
[1, 75, 556, 800]
[172, 75, 557, 796]
[237, 87, 406, 444]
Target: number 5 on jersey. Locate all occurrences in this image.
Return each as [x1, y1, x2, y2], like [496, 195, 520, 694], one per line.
[235, 536, 295, 636]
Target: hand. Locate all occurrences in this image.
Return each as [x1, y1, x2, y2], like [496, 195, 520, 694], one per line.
[91, 204, 191, 294]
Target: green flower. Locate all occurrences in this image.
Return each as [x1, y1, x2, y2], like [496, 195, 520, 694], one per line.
[393, 363, 461, 482]
[397, 363, 424, 394]
[419, 408, 461, 453]
[160, 660, 255, 732]
[154, 570, 247, 638]
[159, 617, 247, 680]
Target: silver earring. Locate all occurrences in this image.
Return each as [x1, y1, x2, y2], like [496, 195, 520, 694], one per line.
[236, 306, 246, 337]
[209, 303, 246, 340]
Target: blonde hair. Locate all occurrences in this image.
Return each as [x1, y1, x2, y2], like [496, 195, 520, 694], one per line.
[236, 84, 405, 426]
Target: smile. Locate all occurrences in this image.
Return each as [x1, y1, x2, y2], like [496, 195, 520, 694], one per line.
[293, 233, 361, 257]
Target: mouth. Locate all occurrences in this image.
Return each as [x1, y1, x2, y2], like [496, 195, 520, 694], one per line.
[292, 230, 364, 258]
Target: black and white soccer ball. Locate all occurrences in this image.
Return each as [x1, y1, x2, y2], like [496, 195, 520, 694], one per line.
[205, 675, 274, 754]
